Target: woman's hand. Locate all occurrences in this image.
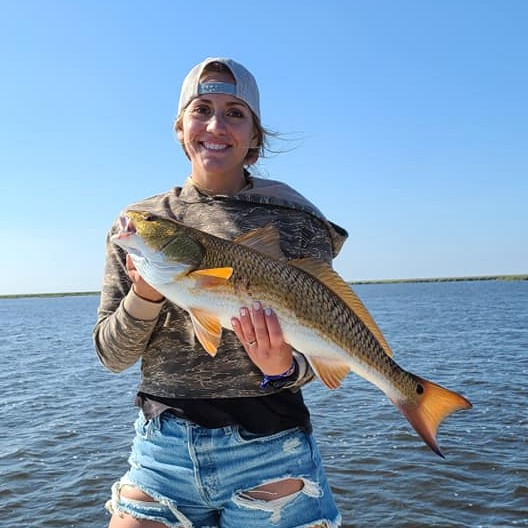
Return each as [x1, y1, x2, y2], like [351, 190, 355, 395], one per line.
[125, 254, 165, 302]
[231, 301, 293, 375]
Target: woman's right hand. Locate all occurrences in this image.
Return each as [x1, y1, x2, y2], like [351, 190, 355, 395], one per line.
[126, 254, 165, 302]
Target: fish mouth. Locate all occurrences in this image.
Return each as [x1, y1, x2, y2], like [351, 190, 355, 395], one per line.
[115, 215, 136, 239]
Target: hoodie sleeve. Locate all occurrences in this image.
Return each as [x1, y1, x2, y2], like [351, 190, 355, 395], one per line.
[92, 223, 166, 372]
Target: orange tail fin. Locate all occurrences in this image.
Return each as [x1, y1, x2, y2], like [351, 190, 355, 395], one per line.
[397, 376, 472, 458]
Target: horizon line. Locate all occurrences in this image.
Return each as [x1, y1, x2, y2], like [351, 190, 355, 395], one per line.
[1, 274, 526, 300]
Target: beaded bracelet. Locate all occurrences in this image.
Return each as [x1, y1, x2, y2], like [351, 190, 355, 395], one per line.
[260, 360, 297, 389]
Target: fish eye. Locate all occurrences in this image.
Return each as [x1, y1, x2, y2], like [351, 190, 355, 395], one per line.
[142, 213, 154, 221]
[416, 384, 424, 395]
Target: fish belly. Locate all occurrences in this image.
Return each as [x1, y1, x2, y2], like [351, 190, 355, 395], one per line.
[153, 277, 400, 397]
[279, 314, 398, 395]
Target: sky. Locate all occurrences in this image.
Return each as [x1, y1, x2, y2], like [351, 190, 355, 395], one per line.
[1, 0, 526, 295]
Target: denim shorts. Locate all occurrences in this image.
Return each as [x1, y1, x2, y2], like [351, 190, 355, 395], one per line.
[106, 411, 341, 528]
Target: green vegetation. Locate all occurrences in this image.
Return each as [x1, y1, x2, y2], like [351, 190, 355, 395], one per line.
[0, 291, 100, 300]
[350, 274, 528, 285]
[1, 275, 526, 300]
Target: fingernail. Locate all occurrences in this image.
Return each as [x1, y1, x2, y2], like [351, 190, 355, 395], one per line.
[240, 308, 248, 317]
[231, 318, 238, 327]
[264, 307, 273, 317]
[252, 301, 261, 311]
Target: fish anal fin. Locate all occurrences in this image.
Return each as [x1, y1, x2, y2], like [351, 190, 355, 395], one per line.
[189, 267, 233, 288]
[308, 356, 350, 390]
[234, 225, 285, 260]
[189, 308, 223, 356]
[290, 258, 394, 358]
[396, 375, 473, 458]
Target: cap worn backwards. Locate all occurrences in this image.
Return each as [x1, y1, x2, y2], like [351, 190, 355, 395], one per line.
[177, 57, 260, 120]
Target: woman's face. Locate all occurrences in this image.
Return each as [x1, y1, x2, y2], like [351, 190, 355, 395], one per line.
[177, 71, 258, 180]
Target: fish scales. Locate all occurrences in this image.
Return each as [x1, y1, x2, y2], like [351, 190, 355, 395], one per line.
[187, 225, 417, 394]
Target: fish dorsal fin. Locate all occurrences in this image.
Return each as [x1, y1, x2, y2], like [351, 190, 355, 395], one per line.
[290, 258, 394, 358]
[188, 267, 233, 288]
[308, 356, 351, 390]
[234, 225, 285, 260]
[188, 308, 223, 356]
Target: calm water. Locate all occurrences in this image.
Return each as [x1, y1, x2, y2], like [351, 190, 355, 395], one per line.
[0, 281, 527, 527]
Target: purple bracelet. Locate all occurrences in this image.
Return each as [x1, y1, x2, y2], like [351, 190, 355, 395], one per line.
[260, 360, 297, 389]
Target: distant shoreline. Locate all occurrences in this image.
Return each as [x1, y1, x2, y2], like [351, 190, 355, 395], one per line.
[350, 274, 528, 285]
[1, 274, 526, 300]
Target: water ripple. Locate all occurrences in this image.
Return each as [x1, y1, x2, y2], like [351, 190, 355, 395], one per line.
[1, 283, 527, 527]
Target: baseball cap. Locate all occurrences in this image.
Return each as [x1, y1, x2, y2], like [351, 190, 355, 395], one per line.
[177, 57, 260, 120]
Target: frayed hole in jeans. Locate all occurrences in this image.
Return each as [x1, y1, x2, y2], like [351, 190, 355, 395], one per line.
[240, 477, 304, 501]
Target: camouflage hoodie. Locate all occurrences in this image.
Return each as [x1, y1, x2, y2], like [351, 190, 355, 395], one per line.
[93, 175, 347, 398]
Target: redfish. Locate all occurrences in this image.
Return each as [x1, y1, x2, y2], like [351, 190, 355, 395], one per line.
[112, 210, 472, 457]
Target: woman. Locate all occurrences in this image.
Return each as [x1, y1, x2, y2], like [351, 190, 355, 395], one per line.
[94, 57, 346, 528]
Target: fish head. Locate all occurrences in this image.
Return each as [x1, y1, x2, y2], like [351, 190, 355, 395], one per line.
[111, 210, 205, 269]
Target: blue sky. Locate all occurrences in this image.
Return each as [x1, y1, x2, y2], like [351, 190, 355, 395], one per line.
[1, 0, 526, 295]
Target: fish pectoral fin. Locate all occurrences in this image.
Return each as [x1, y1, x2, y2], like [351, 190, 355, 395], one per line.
[189, 308, 223, 356]
[234, 225, 285, 260]
[289, 258, 394, 358]
[308, 356, 350, 390]
[188, 267, 233, 288]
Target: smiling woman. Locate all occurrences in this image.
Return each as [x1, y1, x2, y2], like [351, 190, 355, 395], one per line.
[174, 60, 267, 186]
[93, 57, 347, 528]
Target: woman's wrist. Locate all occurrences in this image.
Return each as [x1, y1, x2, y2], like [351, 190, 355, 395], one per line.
[124, 287, 165, 321]
[260, 359, 298, 390]
[132, 284, 165, 303]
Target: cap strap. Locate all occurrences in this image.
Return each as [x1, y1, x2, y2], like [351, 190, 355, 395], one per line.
[197, 82, 237, 96]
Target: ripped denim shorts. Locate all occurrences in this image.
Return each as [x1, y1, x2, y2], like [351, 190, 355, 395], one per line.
[106, 410, 341, 528]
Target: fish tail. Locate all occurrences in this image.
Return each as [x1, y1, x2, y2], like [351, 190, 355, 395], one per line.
[396, 376, 472, 458]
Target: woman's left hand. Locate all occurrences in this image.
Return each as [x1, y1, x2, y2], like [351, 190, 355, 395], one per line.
[231, 301, 293, 375]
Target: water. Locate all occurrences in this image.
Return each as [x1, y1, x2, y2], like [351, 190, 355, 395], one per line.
[0, 281, 526, 527]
